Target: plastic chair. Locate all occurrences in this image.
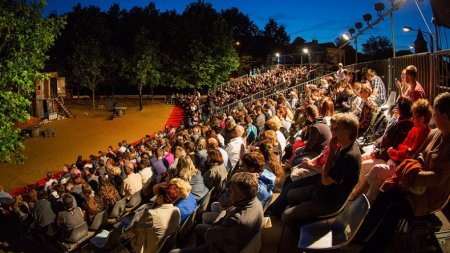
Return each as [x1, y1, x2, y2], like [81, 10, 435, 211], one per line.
[126, 190, 142, 211]
[108, 197, 127, 223]
[158, 233, 177, 253]
[90, 226, 124, 251]
[240, 223, 264, 253]
[298, 194, 370, 250]
[89, 210, 108, 231]
[177, 206, 199, 246]
[59, 221, 91, 252]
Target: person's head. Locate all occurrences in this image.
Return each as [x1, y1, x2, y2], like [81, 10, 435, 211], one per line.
[305, 104, 319, 121]
[335, 113, 359, 144]
[139, 158, 150, 170]
[412, 99, 433, 127]
[353, 82, 362, 96]
[174, 146, 186, 158]
[433, 92, 450, 131]
[183, 141, 196, 154]
[366, 69, 377, 81]
[176, 156, 198, 181]
[156, 184, 179, 205]
[206, 149, 224, 165]
[37, 189, 48, 200]
[63, 193, 74, 210]
[241, 152, 265, 174]
[170, 178, 192, 199]
[230, 172, 259, 203]
[396, 97, 413, 118]
[320, 99, 334, 118]
[265, 119, 281, 132]
[232, 124, 245, 138]
[338, 63, 343, 69]
[82, 183, 93, 196]
[405, 65, 418, 83]
[197, 137, 207, 151]
[360, 83, 372, 99]
[261, 130, 278, 147]
[206, 138, 219, 149]
[125, 162, 134, 175]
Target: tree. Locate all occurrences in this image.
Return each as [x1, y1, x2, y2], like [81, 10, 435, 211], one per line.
[362, 35, 393, 61]
[69, 39, 105, 109]
[0, 0, 65, 163]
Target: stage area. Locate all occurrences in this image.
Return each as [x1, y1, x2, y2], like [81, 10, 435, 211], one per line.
[0, 99, 174, 191]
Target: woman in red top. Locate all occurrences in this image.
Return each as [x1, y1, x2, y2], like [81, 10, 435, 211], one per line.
[387, 98, 432, 163]
[350, 98, 432, 203]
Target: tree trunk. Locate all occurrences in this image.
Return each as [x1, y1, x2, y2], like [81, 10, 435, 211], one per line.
[92, 88, 96, 109]
[77, 83, 80, 102]
[150, 85, 154, 102]
[139, 86, 143, 111]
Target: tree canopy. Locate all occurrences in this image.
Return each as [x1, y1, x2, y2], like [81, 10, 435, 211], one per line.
[0, 0, 65, 163]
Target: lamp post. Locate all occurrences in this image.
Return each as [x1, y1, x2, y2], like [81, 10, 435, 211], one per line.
[275, 52, 280, 68]
[301, 48, 309, 65]
[403, 26, 434, 52]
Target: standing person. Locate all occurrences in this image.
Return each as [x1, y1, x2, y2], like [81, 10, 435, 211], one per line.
[404, 65, 426, 102]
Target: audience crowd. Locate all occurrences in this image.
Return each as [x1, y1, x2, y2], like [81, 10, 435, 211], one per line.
[0, 63, 449, 253]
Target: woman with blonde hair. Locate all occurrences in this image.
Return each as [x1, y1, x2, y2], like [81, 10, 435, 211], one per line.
[170, 178, 197, 223]
[176, 156, 209, 202]
[258, 140, 283, 185]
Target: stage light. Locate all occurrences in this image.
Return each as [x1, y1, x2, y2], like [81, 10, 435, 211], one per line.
[363, 13, 372, 24]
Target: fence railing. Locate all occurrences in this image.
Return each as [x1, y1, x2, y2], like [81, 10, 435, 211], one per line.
[346, 50, 450, 103]
[214, 72, 334, 115]
[208, 74, 249, 94]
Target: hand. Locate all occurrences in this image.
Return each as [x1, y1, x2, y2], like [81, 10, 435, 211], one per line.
[302, 158, 314, 167]
[387, 147, 393, 153]
[395, 80, 402, 90]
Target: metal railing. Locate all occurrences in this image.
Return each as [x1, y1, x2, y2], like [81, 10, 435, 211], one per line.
[208, 74, 249, 93]
[214, 72, 334, 114]
[346, 50, 450, 102]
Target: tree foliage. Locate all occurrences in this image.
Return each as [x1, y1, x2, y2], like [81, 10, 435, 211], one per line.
[362, 35, 393, 61]
[0, 0, 65, 163]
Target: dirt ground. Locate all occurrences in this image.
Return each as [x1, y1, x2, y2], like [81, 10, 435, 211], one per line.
[0, 98, 174, 192]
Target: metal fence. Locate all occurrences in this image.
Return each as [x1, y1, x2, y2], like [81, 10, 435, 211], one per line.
[208, 74, 249, 93]
[346, 50, 450, 102]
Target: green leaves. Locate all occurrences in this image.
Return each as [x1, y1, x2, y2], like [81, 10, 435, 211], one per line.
[0, 0, 65, 163]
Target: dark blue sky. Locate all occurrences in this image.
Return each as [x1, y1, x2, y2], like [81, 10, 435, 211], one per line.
[45, 0, 450, 52]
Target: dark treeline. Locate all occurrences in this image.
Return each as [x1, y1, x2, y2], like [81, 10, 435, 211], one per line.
[47, 2, 292, 102]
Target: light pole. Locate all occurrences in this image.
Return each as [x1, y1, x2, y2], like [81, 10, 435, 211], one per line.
[403, 26, 434, 52]
[275, 53, 280, 68]
[301, 48, 309, 65]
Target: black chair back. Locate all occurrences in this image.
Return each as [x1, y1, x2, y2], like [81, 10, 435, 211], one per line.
[126, 190, 142, 209]
[65, 221, 88, 243]
[89, 210, 108, 231]
[109, 197, 127, 219]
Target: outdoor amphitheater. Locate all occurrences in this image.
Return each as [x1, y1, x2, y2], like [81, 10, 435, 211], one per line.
[2, 1, 450, 253]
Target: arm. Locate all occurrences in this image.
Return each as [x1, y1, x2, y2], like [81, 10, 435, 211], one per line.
[321, 138, 338, 185]
[303, 125, 319, 152]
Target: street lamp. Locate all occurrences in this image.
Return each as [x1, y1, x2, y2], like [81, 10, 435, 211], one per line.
[301, 48, 309, 65]
[275, 52, 280, 67]
[403, 26, 434, 52]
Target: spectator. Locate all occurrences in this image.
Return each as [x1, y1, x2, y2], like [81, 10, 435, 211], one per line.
[170, 178, 197, 224]
[98, 175, 121, 209]
[404, 65, 426, 102]
[56, 193, 85, 241]
[31, 190, 56, 234]
[202, 149, 228, 195]
[225, 124, 245, 169]
[355, 92, 450, 252]
[172, 172, 263, 253]
[120, 162, 143, 198]
[366, 69, 387, 106]
[282, 113, 361, 231]
[176, 156, 209, 202]
[128, 184, 181, 253]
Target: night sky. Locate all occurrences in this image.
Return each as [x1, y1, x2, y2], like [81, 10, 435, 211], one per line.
[44, 0, 450, 52]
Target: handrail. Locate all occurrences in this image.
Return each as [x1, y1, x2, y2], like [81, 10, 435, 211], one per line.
[208, 74, 249, 93]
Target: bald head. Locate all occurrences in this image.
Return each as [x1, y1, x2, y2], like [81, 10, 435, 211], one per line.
[125, 162, 134, 174]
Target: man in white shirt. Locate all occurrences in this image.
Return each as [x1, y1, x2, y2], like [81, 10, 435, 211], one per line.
[121, 162, 143, 198]
[225, 125, 246, 169]
[138, 158, 153, 190]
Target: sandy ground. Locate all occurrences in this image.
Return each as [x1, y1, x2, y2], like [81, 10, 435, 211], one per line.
[0, 99, 173, 191]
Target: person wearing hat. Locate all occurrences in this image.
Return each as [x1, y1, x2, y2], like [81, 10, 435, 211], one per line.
[336, 63, 345, 81]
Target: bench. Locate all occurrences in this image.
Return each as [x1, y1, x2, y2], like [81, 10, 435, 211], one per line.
[113, 107, 127, 117]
